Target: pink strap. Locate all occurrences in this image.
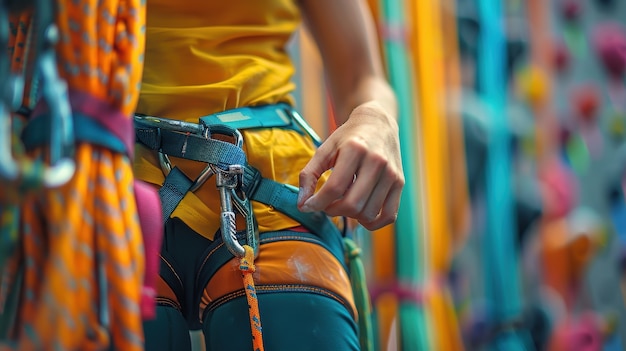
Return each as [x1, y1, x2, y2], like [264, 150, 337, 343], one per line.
[134, 180, 164, 320]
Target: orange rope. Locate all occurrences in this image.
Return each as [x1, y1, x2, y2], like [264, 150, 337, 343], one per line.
[239, 245, 264, 351]
[1, 1, 147, 349]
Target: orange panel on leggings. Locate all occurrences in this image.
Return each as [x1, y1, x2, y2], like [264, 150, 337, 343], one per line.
[201, 240, 357, 319]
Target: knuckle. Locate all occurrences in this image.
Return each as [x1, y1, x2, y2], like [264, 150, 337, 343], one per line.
[396, 172, 406, 185]
[345, 138, 369, 153]
[336, 202, 364, 218]
[367, 155, 387, 172]
[346, 203, 365, 218]
[386, 168, 405, 186]
[362, 211, 379, 223]
[369, 151, 387, 164]
[324, 183, 345, 199]
[381, 212, 398, 226]
[397, 176, 406, 187]
[362, 221, 382, 231]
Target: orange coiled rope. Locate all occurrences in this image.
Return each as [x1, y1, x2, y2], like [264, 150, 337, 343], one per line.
[0, 0, 147, 350]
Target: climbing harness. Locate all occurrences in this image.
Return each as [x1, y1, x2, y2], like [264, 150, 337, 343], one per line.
[134, 115, 261, 257]
[135, 103, 352, 350]
[134, 104, 344, 258]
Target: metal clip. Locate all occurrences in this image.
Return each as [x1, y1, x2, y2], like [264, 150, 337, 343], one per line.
[231, 182, 260, 258]
[136, 113, 258, 256]
[159, 153, 214, 193]
[213, 164, 260, 258]
[150, 118, 245, 192]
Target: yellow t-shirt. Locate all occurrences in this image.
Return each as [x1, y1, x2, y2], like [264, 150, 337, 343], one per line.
[135, 0, 321, 239]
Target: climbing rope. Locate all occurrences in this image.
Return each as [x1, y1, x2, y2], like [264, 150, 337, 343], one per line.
[344, 237, 374, 351]
[239, 244, 264, 351]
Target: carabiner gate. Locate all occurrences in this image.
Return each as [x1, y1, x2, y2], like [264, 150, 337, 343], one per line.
[213, 164, 259, 258]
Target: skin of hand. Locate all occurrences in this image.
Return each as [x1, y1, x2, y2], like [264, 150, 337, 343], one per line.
[296, 0, 405, 230]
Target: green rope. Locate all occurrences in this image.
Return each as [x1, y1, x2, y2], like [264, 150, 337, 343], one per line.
[344, 237, 374, 351]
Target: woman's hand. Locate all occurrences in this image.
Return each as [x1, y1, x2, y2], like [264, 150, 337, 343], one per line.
[298, 101, 404, 230]
[297, 0, 403, 230]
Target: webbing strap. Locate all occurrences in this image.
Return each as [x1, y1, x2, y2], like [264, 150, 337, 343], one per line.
[158, 167, 194, 223]
[200, 103, 294, 131]
[137, 126, 342, 245]
[136, 128, 246, 171]
[247, 174, 344, 253]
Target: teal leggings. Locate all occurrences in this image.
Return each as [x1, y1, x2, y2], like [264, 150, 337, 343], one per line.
[143, 218, 360, 351]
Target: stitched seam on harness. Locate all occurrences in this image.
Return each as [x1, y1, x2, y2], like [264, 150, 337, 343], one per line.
[206, 284, 355, 320]
[160, 254, 184, 289]
[156, 297, 182, 311]
[195, 232, 325, 284]
[195, 241, 226, 283]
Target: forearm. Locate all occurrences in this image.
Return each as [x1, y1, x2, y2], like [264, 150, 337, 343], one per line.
[329, 74, 398, 126]
[299, 0, 397, 126]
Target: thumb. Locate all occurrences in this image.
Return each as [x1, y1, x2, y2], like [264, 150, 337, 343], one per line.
[298, 143, 335, 209]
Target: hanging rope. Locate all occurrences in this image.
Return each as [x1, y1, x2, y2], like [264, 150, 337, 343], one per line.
[344, 237, 374, 351]
[239, 244, 265, 351]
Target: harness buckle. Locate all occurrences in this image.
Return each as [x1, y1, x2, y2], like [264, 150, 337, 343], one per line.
[156, 122, 244, 192]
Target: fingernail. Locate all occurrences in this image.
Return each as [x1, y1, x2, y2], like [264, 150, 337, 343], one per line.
[300, 198, 314, 212]
[297, 187, 305, 206]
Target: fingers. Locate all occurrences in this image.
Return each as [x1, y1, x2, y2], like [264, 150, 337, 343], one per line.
[297, 141, 337, 208]
[300, 137, 404, 230]
[326, 152, 404, 230]
[299, 141, 361, 211]
[359, 181, 403, 230]
[324, 151, 386, 218]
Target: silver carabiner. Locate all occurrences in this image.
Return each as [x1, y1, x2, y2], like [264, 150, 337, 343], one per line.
[230, 184, 260, 258]
[137, 112, 257, 256]
[214, 164, 246, 258]
[212, 162, 260, 258]
[159, 153, 214, 193]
